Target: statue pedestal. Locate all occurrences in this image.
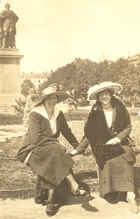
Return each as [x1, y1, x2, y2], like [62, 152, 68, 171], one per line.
[0, 49, 24, 114]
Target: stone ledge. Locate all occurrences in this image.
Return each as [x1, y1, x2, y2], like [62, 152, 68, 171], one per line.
[0, 49, 24, 58]
[0, 48, 19, 55]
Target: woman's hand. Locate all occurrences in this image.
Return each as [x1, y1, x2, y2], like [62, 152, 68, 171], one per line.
[106, 137, 121, 145]
[70, 149, 78, 156]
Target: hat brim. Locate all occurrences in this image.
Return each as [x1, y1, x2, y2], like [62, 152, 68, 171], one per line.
[32, 91, 71, 107]
[89, 85, 122, 100]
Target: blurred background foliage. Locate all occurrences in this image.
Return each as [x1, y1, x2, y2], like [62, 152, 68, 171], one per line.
[21, 57, 140, 107]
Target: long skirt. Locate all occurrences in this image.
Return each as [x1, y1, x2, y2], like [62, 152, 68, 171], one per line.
[98, 145, 136, 197]
[28, 141, 74, 190]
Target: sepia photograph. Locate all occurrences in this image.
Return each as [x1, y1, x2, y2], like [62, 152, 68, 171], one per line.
[0, 0, 140, 218]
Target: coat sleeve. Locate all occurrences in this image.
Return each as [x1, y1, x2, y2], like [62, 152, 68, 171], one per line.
[116, 106, 132, 141]
[28, 112, 58, 146]
[75, 135, 89, 154]
[59, 112, 79, 148]
[84, 110, 96, 146]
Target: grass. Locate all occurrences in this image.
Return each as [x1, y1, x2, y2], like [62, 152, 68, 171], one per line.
[0, 111, 88, 126]
[0, 110, 140, 199]
[0, 114, 23, 125]
[0, 108, 139, 126]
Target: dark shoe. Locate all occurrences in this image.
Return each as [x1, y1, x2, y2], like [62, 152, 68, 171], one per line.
[72, 186, 89, 198]
[46, 201, 56, 216]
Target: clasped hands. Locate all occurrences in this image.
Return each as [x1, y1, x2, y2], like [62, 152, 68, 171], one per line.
[60, 142, 78, 156]
[70, 149, 78, 156]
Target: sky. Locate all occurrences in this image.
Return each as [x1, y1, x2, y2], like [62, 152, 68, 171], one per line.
[1, 0, 140, 73]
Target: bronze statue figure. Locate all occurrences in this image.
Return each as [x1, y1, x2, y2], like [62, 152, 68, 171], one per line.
[0, 3, 19, 49]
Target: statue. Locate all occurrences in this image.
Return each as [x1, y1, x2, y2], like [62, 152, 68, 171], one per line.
[0, 3, 19, 49]
[0, 17, 2, 48]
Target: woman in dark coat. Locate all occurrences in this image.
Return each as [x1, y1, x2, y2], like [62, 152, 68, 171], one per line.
[72, 81, 139, 213]
[17, 86, 87, 216]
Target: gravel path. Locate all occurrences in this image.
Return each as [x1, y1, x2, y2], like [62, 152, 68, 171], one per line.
[0, 193, 140, 219]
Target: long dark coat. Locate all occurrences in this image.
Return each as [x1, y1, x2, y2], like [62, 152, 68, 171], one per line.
[17, 105, 79, 203]
[83, 97, 136, 197]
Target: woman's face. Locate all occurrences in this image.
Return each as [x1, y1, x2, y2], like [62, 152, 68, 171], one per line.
[44, 94, 58, 108]
[98, 90, 111, 106]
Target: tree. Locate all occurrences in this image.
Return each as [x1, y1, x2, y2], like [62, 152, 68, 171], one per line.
[21, 79, 35, 97]
[36, 57, 140, 106]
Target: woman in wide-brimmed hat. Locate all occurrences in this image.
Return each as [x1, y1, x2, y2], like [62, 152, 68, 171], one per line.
[17, 86, 88, 216]
[72, 81, 139, 213]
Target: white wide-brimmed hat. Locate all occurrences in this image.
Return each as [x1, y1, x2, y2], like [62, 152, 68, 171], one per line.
[87, 81, 122, 100]
[33, 86, 71, 107]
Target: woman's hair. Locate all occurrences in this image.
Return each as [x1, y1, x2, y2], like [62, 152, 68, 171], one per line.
[96, 89, 114, 109]
[97, 89, 114, 100]
[96, 91, 118, 109]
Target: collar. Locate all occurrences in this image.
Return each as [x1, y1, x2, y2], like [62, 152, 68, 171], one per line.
[30, 104, 60, 120]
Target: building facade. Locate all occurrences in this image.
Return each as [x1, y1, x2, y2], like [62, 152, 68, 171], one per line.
[20, 72, 50, 88]
[128, 53, 140, 65]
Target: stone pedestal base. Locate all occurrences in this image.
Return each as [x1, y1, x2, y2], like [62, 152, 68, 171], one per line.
[0, 49, 24, 114]
[0, 94, 24, 114]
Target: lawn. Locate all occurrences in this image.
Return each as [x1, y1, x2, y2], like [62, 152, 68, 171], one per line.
[0, 114, 23, 125]
[0, 110, 140, 199]
[0, 110, 88, 126]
